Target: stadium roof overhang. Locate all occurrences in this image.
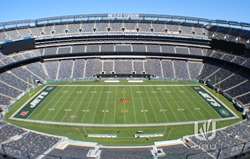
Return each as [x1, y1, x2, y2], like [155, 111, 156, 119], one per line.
[0, 13, 249, 30]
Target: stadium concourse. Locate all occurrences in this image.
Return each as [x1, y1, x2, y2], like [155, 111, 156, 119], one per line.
[0, 13, 249, 158]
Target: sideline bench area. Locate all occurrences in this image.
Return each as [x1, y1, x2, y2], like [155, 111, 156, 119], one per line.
[134, 133, 163, 138]
[87, 134, 117, 138]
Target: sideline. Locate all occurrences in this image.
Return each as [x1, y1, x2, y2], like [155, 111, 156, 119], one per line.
[9, 117, 238, 127]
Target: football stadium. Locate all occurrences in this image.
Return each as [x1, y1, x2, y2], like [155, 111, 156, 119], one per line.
[0, 13, 250, 159]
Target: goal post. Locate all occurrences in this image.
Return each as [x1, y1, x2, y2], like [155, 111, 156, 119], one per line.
[27, 76, 34, 98]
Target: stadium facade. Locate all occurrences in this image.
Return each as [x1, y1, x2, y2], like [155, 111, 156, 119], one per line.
[0, 13, 250, 158]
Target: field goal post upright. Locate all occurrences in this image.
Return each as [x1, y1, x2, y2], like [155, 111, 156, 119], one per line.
[27, 76, 34, 98]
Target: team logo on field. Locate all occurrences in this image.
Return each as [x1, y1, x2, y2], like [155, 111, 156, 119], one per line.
[64, 109, 72, 111]
[47, 87, 54, 90]
[70, 115, 78, 119]
[118, 98, 130, 103]
[219, 109, 229, 116]
[121, 110, 128, 113]
[194, 86, 200, 90]
[121, 90, 127, 94]
[20, 111, 29, 116]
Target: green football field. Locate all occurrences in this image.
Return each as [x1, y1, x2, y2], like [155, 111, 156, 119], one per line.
[12, 82, 237, 125]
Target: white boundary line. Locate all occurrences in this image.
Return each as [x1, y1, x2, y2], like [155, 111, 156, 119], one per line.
[200, 85, 239, 118]
[48, 84, 200, 87]
[10, 117, 238, 127]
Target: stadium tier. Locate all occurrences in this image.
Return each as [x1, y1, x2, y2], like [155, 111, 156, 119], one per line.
[0, 13, 250, 159]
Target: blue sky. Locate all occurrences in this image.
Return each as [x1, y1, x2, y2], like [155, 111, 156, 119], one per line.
[0, 0, 249, 23]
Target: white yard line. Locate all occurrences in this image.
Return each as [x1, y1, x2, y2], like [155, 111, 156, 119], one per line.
[113, 86, 118, 123]
[123, 87, 126, 123]
[169, 86, 198, 120]
[136, 86, 148, 123]
[102, 87, 111, 123]
[39, 87, 70, 120]
[70, 86, 91, 122]
[130, 86, 137, 123]
[176, 86, 206, 120]
[183, 86, 215, 118]
[60, 86, 85, 122]
[80, 86, 97, 123]
[187, 86, 222, 118]
[34, 86, 66, 120]
[149, 86, 169, 122]
[158, 87, 179, 122]
[143, 87, 159, 123]
[163, 86, 188, 121]
[91, 87, 104, 123]
[51, 87, 77, 121]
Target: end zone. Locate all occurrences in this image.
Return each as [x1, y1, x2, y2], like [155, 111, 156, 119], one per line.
[10, 86, 57, 119]
[191, 86, 238, 119]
